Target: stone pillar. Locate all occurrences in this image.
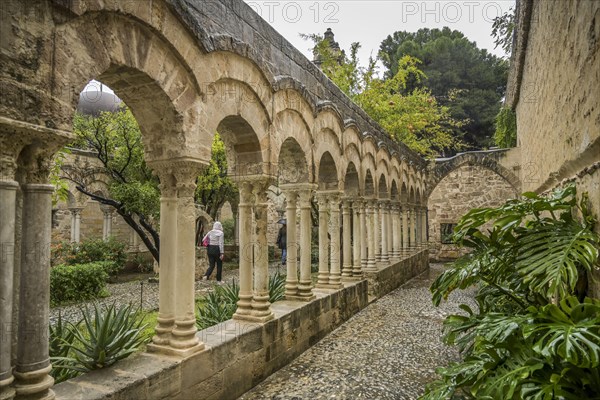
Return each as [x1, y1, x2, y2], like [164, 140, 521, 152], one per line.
[232, 203, 240, 246]
[233, 182, 254, 318]
[328, 194, 343, 288]
[341, 198, 353, 281]
[316, 193, 330, 287]
[15, 183, 55, 400]
[391, 202, 401, 259]
[402, 205, 409, 254]
[101, 207, 113, 240]
[421, 207, 426, 246]
[387, 203, 393, 259]
[351, 198, 362, 278]
[0, 177, 18, 400]
[283, 190, 298, 298]
[250, 179, 274, 322]
[379, 201, 389, 264]
[375, 200, 380, 255]
[409, 205, 417, 249]
[69, 208, 82, 243]
[365, 199, 377, 271]
[359, 200, 368, 272]
[169, 163, 205, 355]
[149, 170, 178, 348]
[296, 187, 315, 300]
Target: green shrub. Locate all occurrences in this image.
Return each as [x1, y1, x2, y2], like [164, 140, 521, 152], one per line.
[52, 237, 127, 274]
[494, 106, 517, 148]
[50, 263, 109, 304]
[269, 271, 286, 303]
[421, 185, 600, 400]
[221, 218, 235, 243]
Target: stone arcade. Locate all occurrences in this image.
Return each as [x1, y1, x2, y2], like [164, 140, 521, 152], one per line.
[0, 1, 431, 399]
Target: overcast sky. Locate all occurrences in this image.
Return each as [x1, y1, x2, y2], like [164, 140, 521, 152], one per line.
[243, 0, 515, 68]
[86, 0, 515, 92]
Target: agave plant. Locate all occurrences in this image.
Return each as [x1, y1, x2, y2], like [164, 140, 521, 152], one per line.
[421, 185, 600, 399]
[196, 273, 287, 329]
[63, 303, 147, 371]
[49, 312, 82, 383]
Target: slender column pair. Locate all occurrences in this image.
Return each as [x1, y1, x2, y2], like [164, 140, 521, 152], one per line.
[149, 160, 206, 357]
[379, 200, 390, 264]
[69, 207, 82, 243]
[1, 127, 70, 400]
[341, 198, 354, 281]
[351, 197, 363, 278]
[391, 202, 401, 259]
[315, 191, 343, 289]
[420, 207, 428, 246]
[364, 198, 378, 272]
[401, 205, 409, 254]
[101, 206, 113, 240]
[232, 178, 275, 322]
[282, 184, 316, 301]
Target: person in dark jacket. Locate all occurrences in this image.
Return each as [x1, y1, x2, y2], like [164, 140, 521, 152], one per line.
[201, 221, 225, 283]
[276, 221, 287, 266]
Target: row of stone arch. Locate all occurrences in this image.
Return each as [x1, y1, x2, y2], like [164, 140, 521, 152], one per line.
[0, 2, 430, 399]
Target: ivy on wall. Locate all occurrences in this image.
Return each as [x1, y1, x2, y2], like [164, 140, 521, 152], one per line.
[494, 106, 517, 148]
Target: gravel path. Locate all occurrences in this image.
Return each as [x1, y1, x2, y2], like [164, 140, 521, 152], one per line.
[238, 263, 476, 400]
[50, 263, 287, 325]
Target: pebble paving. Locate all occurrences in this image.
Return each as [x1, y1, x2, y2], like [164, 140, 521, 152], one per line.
[238, 263, 476, 400]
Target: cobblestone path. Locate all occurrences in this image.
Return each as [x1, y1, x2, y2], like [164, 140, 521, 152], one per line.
[239, 263, 475, 400]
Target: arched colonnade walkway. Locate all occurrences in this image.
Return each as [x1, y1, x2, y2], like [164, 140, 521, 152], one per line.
[0, 2, 429, 399]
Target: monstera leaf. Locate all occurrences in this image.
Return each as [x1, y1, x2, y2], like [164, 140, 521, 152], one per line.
[515, 222, 599, 301]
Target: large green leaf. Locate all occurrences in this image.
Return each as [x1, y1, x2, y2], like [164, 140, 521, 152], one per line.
[515, 222, 598, 300]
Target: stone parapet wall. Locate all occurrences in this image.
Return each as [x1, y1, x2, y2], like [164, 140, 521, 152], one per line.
[52, 250, 429, 400]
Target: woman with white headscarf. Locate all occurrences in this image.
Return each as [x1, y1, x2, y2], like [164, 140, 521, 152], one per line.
[201, 221, 225, 283]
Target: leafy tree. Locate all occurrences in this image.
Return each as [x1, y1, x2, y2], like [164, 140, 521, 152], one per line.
[379, 27, 509, 150]
[421, 185, 600, 399]
[195, 133, 238, 220]
[60, 106, 238, 263]
[303, 33, 464, 157]
[492, 7, 516, 55]
[64, 107, 161, 261]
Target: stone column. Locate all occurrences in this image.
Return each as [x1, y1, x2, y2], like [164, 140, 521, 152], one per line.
[0, 176, 17, 400]
[283, 190, 298, 298]
[351, 198, 362, 278]
[359, 200, 368, 272]
[149, 170, 178, 348]
[402, 205, 409, 254]
[328, 194, 343, 288]
[315, 193, 330, 287]
[232, 203, 240, 246]
[296, 187, 315, 300]
[250, 179, 274, 322]
[101, 207, 113, 240]
[421, 207, 428, 246]
[375, 200, 380, 257]
[365, 199, 377, 271]
[69, 208, 82, 243]
[391, 202, 400, 259]
[233, 182, 254, 318]
[169, 163, 205, 355]
[15, 183, 55, 400]
[379, 201, 389, 264]
[341, 198, 353, 281]
[409, 205, 417, 249]
[387, 203, 393, 259]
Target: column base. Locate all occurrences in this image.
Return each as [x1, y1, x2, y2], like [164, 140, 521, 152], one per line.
[285, 294, 316, 302]
[0, 376, 15, 400]
[147, 342, 206, 358]
[13, 366, 54, 400]
[341, 275, 361, 282]
[315, 282, 344, 290]
[233, 312, 274, 323]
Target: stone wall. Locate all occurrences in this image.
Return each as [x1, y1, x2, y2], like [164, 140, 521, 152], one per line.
[427, 165, 518, 261]
[52, 251, 429, 400]
[507, 0, 600, 295]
